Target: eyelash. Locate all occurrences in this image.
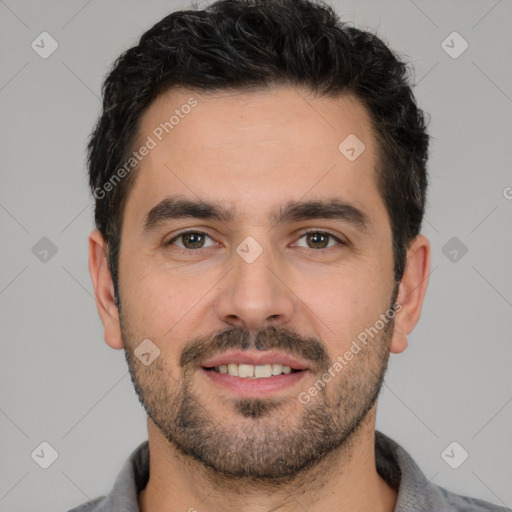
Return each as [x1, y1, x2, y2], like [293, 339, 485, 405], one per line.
[164, 231, 218, 250]
[164, 229, 346, 251]
[298, 229, 346, 248]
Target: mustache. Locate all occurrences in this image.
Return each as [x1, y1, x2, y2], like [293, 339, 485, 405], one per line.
[179, 324, 331, 374]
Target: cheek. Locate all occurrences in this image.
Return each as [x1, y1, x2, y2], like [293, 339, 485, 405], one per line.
[294, 266, 388, 356]
[120, 257, 219, 347]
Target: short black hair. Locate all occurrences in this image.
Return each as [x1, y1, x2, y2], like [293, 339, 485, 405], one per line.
[88, 0, 429, 306]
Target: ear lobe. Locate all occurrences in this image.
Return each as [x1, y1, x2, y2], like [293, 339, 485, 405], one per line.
[389, 314, 408, 354]
[390, 234, 431, 354]
[88, 229, 124, 350]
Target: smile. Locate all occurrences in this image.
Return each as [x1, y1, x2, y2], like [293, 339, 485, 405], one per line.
[207, 363, 298, 378]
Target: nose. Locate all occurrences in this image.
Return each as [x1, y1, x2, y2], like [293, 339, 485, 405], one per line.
[215, 239, 296, 332]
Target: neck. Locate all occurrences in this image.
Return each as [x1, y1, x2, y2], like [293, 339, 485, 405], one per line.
[138, 408, 397, 512]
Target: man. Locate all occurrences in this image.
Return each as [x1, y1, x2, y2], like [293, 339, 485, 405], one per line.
[69, 0, 508, 510]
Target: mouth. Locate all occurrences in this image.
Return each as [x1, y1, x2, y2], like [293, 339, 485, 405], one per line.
[205, 363, 301, 378]
[199, 351, 311, 397]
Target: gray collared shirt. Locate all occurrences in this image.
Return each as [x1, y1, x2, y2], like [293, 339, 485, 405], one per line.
[67, 431, 509, 511]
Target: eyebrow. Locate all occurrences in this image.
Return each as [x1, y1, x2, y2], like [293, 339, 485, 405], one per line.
[275, 198, 370, 231]
[142, 196, 234, 231]
[142, 194, 371, 233]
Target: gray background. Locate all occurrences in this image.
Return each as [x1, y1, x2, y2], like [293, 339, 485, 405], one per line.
[1, 0, 511, 510]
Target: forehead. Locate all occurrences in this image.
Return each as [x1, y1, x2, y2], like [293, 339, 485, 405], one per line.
[124, 85, 386, 231]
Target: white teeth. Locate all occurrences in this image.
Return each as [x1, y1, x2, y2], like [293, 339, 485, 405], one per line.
[272, 363, 283, 375]
[238, 364, 254, 378]
[255, 364, 273, 378]
[213, 363, 293, 378]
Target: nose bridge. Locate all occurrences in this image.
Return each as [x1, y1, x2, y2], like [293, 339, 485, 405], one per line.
[215, 235, 296, 330]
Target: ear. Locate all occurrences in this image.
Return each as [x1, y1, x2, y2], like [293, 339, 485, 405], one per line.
[390, 234, 431, 354]
[88, 229, 124, 350]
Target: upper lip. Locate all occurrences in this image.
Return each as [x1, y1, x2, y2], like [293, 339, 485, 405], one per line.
[201, 351, 310, 371]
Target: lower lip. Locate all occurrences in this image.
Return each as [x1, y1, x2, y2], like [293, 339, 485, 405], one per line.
[199, 367, 309, 397]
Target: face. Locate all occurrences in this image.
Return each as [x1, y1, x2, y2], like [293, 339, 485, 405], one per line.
[101, 86, 407, 479]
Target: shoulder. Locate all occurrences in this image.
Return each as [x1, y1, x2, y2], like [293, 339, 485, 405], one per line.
[429, 483, 510, 511]
[65, 496, 106, 512]
[374, 431, 510, 512]
[64, 440, 149, 512]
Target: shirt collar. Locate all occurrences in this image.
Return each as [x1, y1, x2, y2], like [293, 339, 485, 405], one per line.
[98, 430, 442, 511]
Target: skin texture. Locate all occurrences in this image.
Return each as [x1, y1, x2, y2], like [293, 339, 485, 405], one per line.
[88, 85, 430, 512]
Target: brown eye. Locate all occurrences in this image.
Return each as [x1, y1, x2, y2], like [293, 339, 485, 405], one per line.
[295, 231, 343, 250]
[166, 231, 215, 249]
[182, 232, 205, 249]
[306, 232, 329, 249]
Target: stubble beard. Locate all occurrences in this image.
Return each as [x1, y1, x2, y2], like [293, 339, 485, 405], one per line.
[121, 301, 396, 482]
